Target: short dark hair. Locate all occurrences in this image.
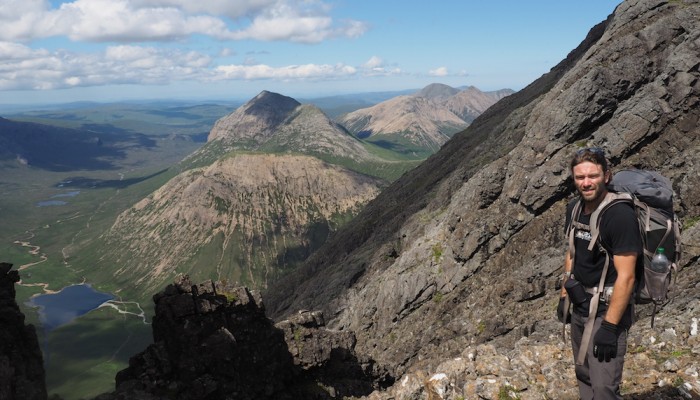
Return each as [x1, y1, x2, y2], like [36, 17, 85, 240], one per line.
[570, 147, 608, 173]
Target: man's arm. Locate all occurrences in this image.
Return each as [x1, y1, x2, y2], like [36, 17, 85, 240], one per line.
[604, 252, 637, 324]
[561, 250, 572, 298]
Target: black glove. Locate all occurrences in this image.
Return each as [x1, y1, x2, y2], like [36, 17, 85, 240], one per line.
[593, 320, 619, 362]
[557, 297, 570, 324]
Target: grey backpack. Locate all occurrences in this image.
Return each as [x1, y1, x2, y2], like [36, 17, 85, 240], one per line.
[605, 169, 681, 311]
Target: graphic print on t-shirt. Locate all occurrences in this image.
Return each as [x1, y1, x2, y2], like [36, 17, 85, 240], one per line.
[576, 229, 592, 242]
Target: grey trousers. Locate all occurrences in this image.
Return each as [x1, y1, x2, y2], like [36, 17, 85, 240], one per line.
[571, 311, 628, 400]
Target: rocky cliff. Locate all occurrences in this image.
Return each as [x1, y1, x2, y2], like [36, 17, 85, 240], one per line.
[266, 1, 700, 398]
[339, 84, 513, 156]
[0, 263, 46, 400]
[95, 276, 385, 400]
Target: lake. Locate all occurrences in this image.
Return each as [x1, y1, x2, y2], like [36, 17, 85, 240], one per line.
[28, 284, 114, 331]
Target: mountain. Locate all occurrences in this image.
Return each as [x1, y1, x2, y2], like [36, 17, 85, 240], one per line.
[265, 1, 700, 399]
[204, 91, 373, 162]
[99, 153, 382, 297]
[302, 88, 418, 119]
[445, 86, 514, 122]
[338, 84, 513, 158]
[91, 91, 385, 301]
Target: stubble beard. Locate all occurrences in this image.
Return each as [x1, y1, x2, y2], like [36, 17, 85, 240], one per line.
[579, 184, 607, 210]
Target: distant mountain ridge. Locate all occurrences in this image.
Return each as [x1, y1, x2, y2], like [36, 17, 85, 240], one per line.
[338, 84, 513, 157]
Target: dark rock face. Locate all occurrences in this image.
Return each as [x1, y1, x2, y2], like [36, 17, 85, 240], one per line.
[0, 262, 47, 400]
[265, 0, 700, 398]
[97, 276, 382, 400]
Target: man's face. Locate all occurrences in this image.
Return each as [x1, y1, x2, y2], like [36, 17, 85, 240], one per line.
[572, 161, 609, 205]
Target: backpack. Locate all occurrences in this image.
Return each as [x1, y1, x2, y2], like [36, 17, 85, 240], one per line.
[606, 169, 681, 311]
[566, 169, 681, 365]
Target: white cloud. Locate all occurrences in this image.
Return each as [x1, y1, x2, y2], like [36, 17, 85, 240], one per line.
[363, 56, 383, 69]
[226, 1, 367, 43]
[0, 0, 367, 43]
[0, 0, 53, 42]
[0, 42, 212, 90]
[358, 56, 401, 77]
[429, 67, 449, 77]
[214, 63, 356, 81]
[0, 0, 373, 92]
[130, 0, 277, 19]
[0, 42, 371, 90]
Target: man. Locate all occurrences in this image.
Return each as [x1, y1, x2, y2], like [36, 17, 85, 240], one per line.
[558, 148, 641, 400]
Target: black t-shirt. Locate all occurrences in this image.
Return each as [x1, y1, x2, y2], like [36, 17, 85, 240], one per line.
[565, 197, 642, 288]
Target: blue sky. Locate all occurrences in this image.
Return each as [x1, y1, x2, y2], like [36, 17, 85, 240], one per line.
[0, 0, 621, 105]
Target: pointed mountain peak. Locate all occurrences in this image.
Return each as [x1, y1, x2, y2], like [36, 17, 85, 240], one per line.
[207, 91, 301, 143]
[250, 90, 300, 107]
[243, 90, 301, 117]
[198, 91, 376, 168]
[415, 83, 460, 99]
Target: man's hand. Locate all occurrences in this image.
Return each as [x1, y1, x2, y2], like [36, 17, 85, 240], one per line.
[557, 297, 570, 323]
[593, 320, 619, 362]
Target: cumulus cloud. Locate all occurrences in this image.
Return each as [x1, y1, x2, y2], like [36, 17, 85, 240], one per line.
[0, 42, 372, 90]
[225, 1, 368, 43]
[0, 0, 367, 43]
[0, 0, 375, 91]
[362, 56, 384, 69]
[0, 42, 212, 90]
[429, 67, 449, 77]
[358, 56, 401, 77]
[214, 63, 356, 81]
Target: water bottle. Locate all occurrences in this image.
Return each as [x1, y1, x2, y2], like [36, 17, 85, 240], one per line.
[650, 247, 670, 273]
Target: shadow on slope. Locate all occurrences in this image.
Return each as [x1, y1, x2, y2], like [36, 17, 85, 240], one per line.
[55, 169, 169, 189]
[0, 117, 158, 172]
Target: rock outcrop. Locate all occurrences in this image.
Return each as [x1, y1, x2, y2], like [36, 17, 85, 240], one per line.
[0, 263, 46, 400]
[265, 1, 700, 398]
[96, 276, 382, 400]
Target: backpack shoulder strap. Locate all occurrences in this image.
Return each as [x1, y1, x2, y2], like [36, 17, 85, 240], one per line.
[567, 200, 584, 265]
[587, 192, 634, 251]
